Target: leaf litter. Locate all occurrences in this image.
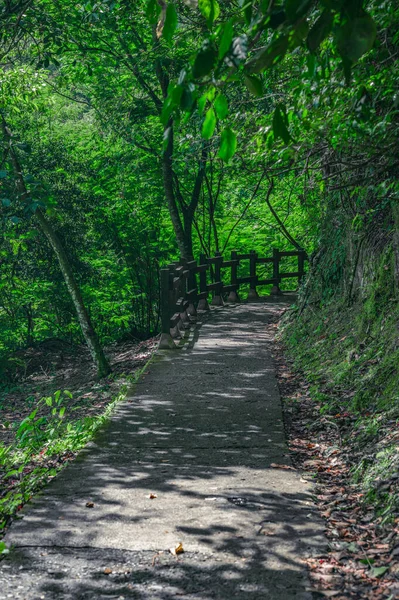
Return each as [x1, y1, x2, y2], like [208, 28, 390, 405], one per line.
[274, 326, 399, 600]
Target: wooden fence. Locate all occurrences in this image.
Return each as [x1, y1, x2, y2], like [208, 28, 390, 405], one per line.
[159, 249, 307, 348]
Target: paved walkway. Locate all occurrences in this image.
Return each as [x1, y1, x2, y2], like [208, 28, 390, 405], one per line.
[1, 302, 324, 599]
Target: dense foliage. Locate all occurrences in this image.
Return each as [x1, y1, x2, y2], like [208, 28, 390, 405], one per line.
[0, 0, 397, 380]
[0, 0, 399, 568]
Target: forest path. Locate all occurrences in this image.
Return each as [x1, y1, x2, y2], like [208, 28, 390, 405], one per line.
[1, 302, 325, 599]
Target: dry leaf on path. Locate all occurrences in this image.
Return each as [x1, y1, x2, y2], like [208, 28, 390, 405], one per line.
[169, 542, 184, 556]
[270, 463, 296, 470]
[85, 501, 94, 508]
[103, 567, 112, 574]
[147, 493, 157, 499]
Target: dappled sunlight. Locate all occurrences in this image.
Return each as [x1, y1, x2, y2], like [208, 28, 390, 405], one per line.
[4, 303, 325, 598]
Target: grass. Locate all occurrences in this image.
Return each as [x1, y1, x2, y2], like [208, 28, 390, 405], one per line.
[0, 352, 154, 541]
[0, 387, 124, 536]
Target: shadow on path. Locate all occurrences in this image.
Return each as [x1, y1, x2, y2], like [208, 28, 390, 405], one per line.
[1, 303, 325, 599]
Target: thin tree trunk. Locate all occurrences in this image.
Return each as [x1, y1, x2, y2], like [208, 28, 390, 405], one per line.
[2, 118, 111, 377]
[162, 122, 191, 259]
[264, 178, 303, 250]
[35, 210, 110, 377]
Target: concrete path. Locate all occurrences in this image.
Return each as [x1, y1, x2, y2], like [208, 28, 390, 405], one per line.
[1, 302, 324, 599]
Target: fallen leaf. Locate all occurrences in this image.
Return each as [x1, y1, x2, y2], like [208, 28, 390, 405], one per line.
[147, 493, 157, 499]
[169, 542, 184, 556]
[85, 501, 94, 508]
[259, 528, 276, 536]
[103, 567, 112, 574]
[270, 463, 296, 470]
[370, 566, 389, 578]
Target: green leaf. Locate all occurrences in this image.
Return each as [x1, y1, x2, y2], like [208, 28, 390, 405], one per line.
[198, 93, 208, 114]
[370, 566, 389, 578]
[336, 13, 376, 63]
[202, 108, 217, 139]
[306, 53, 316, 77]
[307, 9, 333, 52]
[4, 469, 19, 479]
[199, 0, 220, 27]
[244, 75, 263, 97]
[273, 105, 291, 144]
[247, 35, 288, 73]
[0, 542, 9, 555]
[0, 170, 7, 179]
[284, 0, 311, 23]
[160, 99, 173, 126]
[180, 87, 194, 111]
[146, 0, 161, 24]
[244, 2, 252, 25]
[214, 94, 228, 119]
[192, 44, 217, 78]
[295, 18, 309, 40]
[1, 198, 11, 207]
[218, 127, 237, 162]
[163, 4, 178, 44]
[163, 126, 172, 151]
[219, 19, 234, 59]
[59, 406, 66, 419]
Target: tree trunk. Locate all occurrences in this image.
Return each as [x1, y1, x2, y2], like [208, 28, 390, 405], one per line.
[2, 118, 111, 377]
[162, 122, 192, 260]
[35, 210, 111, 377]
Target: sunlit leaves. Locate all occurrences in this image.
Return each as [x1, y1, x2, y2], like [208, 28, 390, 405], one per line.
[219, 19, 234, 59]
[161, 83, 183, 124]
[163, 4, 178, 44]
[214, 94, 228, 119]
[198, 0, 220, 27]
[202, 108, 216, 139]
[218, 127, 237, 161]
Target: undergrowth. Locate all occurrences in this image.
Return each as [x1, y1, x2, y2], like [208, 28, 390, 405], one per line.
[281, 269, 399, 521]
[0, 385, 127, 549]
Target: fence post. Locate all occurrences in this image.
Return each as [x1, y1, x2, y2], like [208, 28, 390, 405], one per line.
[270, 249, 282, 295]
[186, 262, 198, 317]
[227, 250, 240, 302]
[197, 253, 210, 311]
[211, 252, 224, 305]
[247, 250, 259, 300]
[298, 250, 306, 285]
[158, 268, 175, 349]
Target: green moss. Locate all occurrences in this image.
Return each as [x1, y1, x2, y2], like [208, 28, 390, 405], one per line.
[281, 242, 399, 516]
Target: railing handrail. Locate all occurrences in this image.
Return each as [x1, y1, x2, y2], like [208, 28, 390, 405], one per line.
[158, 248, 307, 349]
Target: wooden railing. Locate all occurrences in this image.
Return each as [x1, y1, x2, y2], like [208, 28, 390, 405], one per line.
[159, 249, 307, 348]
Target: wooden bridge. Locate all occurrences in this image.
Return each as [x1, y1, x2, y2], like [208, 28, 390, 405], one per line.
[159, 249, 307, 348]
